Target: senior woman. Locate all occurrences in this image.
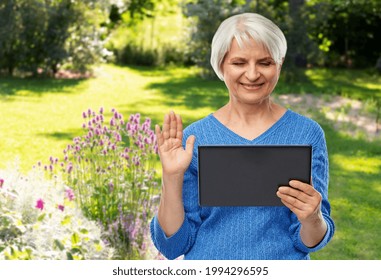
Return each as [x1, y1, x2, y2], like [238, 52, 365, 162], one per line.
[150, 13, 335, 260]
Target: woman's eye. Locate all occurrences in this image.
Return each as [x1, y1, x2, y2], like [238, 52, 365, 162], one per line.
[232, 62, 245, 65]
[260, 60, 274, 66]
[260, 62, 271, 66]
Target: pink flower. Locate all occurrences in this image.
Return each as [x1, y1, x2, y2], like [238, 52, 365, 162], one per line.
[57, 204, 65, 211]
[65, 188, 75, 201]
[35, 198, 44, 210]
[0, 178, 4, 188]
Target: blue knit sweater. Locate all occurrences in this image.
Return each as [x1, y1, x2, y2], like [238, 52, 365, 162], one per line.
[150, 110, 335, 260]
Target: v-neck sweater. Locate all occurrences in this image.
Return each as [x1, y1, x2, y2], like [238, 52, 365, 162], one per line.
[150, 109, 335, 260]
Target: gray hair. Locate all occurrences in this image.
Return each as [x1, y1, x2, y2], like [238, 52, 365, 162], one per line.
[210, 13, 287, 81]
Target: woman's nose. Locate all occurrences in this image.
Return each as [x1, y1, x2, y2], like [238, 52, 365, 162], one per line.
[245, 64, 260, 81]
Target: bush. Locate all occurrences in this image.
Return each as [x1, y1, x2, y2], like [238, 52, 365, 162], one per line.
[113, 42, 191, 67]
[116, 43, 160, 66]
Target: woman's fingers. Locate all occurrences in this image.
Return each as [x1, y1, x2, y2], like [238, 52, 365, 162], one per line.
[185, 135, 196, 156]
[169, 111, 177, 138]
[157, 111, 184, 146]
[277, 180, 322, 222]
[176, 114, 183, 141]
[162, 113, 170, 140]
[277, 186, 309, 204]
[289, 180, 316, 196]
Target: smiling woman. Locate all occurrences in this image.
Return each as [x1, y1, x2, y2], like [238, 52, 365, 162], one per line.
[150, 13, 335, 260]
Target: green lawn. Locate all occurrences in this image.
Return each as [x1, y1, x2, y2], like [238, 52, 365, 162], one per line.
[1, 64, 380, 259]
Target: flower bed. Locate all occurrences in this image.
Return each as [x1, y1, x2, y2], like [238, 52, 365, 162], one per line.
[1, 108, 160, 259]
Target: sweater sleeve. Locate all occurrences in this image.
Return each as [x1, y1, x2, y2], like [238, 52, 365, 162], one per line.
[150, 128, 202, 259]
[289, 123, 335, 253]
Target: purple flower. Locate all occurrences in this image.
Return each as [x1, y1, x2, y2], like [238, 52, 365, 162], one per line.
[57, 204, 65, 211]
[133, 156, 140, 166]
[134, 113, 141, 124]
[110, 118, 115, 126]
[66, 163, 73, 173]
[144, 137, 151, 144]
[82, 112, 87, 118]
[0, 178, 4, 188]
[108, 181, 114, 192]
[114, 133, 122, 142]
[35, 199, 44, 210]
[65, 188, 75, 201]
[99, 107, 104, 114]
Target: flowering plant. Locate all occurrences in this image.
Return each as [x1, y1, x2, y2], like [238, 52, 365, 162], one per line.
[42, 108, 159, 259]
[0, 167, 113, 260]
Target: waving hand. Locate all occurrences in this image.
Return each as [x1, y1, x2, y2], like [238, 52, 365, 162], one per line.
[155, 111, 195, 176]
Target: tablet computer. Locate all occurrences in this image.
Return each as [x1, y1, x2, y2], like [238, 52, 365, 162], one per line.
[198, 145, 312, 206]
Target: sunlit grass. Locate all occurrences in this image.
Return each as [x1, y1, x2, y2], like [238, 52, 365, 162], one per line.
[332, 154, 381, 174]
[276, 68, 381, 100]
[1, 64, 381, 259]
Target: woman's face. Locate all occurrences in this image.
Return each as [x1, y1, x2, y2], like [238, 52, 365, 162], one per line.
[221, 37, 281, 105]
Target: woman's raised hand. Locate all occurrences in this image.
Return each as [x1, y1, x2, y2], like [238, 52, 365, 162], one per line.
[155, 111, 195, 176]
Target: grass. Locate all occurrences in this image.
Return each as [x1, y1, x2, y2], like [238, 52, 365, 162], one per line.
[1, 64, 381, 259]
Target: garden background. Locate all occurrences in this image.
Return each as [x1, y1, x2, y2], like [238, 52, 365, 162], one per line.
[0, 0, 380, 260]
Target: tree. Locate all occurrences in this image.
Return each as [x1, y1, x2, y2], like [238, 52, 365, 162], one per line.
[306, 0, 381, 68]
[0, 0, 110, 76]
[183, 0, 248, 78]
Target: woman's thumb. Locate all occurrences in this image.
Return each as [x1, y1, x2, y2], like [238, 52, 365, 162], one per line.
[185, 135, 196, 155]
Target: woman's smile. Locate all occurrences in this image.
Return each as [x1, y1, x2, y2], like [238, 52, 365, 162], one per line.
[240, 82, 265, 90]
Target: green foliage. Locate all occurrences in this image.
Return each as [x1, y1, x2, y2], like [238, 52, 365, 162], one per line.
[0, 0, 110, 76]
[183, 0, 247, 78]
[304, 0, 381, 68]
[182, 0, 381, 76]
[108, 0, 188, 67]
